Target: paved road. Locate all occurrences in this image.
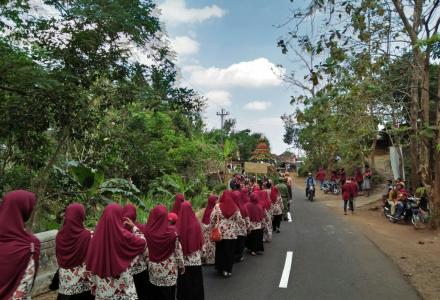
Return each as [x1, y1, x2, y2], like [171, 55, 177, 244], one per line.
[203, 189, 420, 300]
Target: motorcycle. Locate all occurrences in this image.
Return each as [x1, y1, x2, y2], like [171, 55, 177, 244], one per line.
[322, 180, 340, 195]
[387, 196, 418, 224]
[306, 185, 315, 202]
[411, 200, 431, 229]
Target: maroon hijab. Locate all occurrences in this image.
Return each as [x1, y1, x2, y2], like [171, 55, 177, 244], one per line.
[258, 190, 271, 211]
[85, 203, 145, 278]
[202, 195, 217, 225]
[177, 201, 204, 256]
[56, 203, 91, 269]
[270, 187, 280, 204]
[171, 194, 185, 214]
[246, 192, 264, 222]
[232, 190, 247, 218]
[219, 190, 238, 219]
[143, 205, 177, 263]
[0, 190, 40, 300]
[123, 203, 143, 231]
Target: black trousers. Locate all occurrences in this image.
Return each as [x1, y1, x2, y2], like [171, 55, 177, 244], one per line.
[150, 284, 175, 300]
[234, 235, 246, 261]
[215, 239, 236, 273]
[177, 265, 204, 300]
[344, 198, 354, 212]
[133, 270, 151, 300]
[245, 229, 264, 253]
[272, 214, 282, 230]
[57, 291, 94, 300]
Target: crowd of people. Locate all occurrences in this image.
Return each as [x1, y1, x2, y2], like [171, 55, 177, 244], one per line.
[315, 166, 372, 196]
[0, 173, 294, 300]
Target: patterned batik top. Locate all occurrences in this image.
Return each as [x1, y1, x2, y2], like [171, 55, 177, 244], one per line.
[90, 269, 137, 300]
[129, 227, 148, 275]
[247, 217, 263, 231]
[183, 250, 202, 267]
[148, 239, 184, 287]
[201, 224, 215, 265]
[272, 196, 284, 216]
[59, 263, 91, 295]
[89, 226, 146, 300]
[210, 205, 241, 240]
[12, 258, 35, 300]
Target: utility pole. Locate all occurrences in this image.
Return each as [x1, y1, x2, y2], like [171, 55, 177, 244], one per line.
[216, 108, 229, 130]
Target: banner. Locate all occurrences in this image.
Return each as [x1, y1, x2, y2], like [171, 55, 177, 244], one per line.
[244, 162, 269, 174]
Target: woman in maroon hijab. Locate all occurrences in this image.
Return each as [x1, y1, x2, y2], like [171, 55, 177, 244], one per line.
[201, 195, 217, 265]
[270, 187, 284, 233]
[143, 205, 184, 300]
[86, 203, 146, 299]
[231, 190, 247, 263]
[56, 203, 93, 300]
[245, 192, 265, 255]
[171, 193, 185, 214]
[122, 203, 150, 300]
[210, 190, 241, 278]
[0, 190, 40, 300]
[176, 201, 205, 300]
[258, 190, 273, 243]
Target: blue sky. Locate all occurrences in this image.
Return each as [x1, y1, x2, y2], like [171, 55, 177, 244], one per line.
[158, 0, 298, 154]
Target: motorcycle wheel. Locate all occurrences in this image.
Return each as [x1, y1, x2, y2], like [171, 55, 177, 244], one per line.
[412, 214, 422, 229]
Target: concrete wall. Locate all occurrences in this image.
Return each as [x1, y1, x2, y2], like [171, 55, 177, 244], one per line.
[32, 230, 59, 296]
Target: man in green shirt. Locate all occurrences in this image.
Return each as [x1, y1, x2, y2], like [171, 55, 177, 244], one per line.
[277, 178, 290, 220]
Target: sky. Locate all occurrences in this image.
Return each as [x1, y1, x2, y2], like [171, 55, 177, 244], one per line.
[157, 0, 297, 155]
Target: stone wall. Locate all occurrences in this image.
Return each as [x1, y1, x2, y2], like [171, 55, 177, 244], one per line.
[32, 230, 59, 296]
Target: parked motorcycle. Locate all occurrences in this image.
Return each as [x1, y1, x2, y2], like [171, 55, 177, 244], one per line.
[322, 180, 340, 195]
[387, 196, 418, 224]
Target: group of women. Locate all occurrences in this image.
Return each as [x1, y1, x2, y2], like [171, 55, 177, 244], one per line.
[0, 183, 285, 300]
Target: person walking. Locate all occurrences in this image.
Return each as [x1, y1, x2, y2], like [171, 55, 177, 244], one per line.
[245, 192, 265, 255]
[258, 190, 273, 243]
[277, 178, 290, 220]
[171, 193, 185, 214]
[122, 204, 150, 300]
[270, 187, 284, 233]
[0, 190, 41, 300]
[341, 180, 353, 215]
[143, 205, 185, 300]
[363, 168, 372, 197]
[176, 202, 205, 300]
[316, 167, 326, 190]
[56, 203, 93, 300]
[86, 203, 146, 299]
[210, 190, 241, 278]
[231, 190, 247, 263]
[201, 195, 217, 265]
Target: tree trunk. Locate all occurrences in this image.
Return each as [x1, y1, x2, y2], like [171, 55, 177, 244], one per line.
[409, 51, 421, 191]
[430, 66, 440, 229]
[420, 50, 432, 190]
[29, 128, 69, 231]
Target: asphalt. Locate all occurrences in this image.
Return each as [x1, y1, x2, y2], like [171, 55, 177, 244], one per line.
[202, 189, 421, 300]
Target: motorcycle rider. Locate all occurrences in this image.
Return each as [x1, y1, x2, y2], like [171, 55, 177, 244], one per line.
[305, 173, 316, 198]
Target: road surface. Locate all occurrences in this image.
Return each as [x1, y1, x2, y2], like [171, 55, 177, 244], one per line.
[203, 189, 420, 300]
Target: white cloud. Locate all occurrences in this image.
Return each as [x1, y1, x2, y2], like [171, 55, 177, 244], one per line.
[170, 36, 199, 56]
[159, 0, 226, 25]
[204, 90, 231, 108]
[244, 101, 272, 111]
[184, 58, 285, 88]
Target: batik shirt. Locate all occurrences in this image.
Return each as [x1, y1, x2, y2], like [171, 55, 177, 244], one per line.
[129, 228, 148, 275]
[59, 263, 91, 295]
[12, 258, 35, 300]
[183, 250, 202, 267]
[272, 196, 284, 216]
[246, 216, 262, 231]
[210, 205, 241, 240]
[201, 223, 215, 265]
[148, 239, 185, 287]
[89, 226, 146, 300]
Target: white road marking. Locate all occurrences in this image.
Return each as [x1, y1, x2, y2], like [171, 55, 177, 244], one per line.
[279, 251, 293, 288]
[287, 212, 292, 222]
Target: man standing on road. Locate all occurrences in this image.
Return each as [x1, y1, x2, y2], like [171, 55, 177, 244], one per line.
[277, 178, 290, 220]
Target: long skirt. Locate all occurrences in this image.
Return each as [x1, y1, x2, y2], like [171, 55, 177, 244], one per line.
[272, 214, 282, 231]
[201, 224, 215, 265]
[215, 239, 236, 273]
[133, 270, 151, 300]
[177, 265, 204, 300]
[245, 229, 264, 253]
[234, 235, 246, 262]
[57, 291, 94, 300]
[150, 284, 175, 300]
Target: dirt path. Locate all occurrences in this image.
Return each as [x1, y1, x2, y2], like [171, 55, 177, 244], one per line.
[295, 176, 440, 300]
